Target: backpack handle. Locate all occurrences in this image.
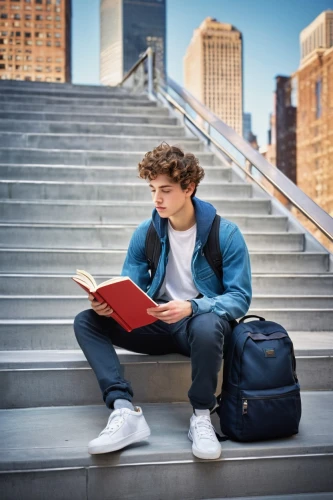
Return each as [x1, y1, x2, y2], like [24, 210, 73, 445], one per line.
[239, 315, 266, 323]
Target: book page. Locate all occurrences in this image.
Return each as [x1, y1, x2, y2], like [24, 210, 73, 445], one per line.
[98, 276, 128, 288]
[76, 269, 97, 289]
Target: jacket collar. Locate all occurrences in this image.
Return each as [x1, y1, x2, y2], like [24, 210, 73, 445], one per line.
[151, 196, 217, 246]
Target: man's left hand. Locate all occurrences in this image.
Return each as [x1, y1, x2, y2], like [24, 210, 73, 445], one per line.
[147, 300, 192, 324]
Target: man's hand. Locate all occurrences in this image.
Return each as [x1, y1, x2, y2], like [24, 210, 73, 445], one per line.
[88, 294, 113, 317]
[147, 300, 192, 324]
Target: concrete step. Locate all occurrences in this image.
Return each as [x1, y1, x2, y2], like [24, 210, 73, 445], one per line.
[206, 495, 333, 500]
[0, 133, 203, 152]
[0, 210, 286, 232]
[1, 394, 333, 499]
[0, 303, 332, 348]
[0, 224, 304, 251]
[0, 248, 329, 274]
[0, 343, 332, 407]
[0, 199, 272, 221]
[1, 273, 332, 296]
[0, 295, 332, 321]
[0, 94, 157, 107]
[0, 164, 231, 183]
[0, 84, 147, 100]
[0, 111, 178, 125]
[0, 102, 170, 116]
[0, 80, 135, 95]
[0, 120, 186, 137]
[0, 148, 219, 166]
[0, 181, 251, 201]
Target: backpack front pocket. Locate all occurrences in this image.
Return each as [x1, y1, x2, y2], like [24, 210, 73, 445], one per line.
[240, 385, 301, 441]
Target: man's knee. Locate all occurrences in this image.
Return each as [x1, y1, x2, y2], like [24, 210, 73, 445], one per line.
[188, 312, 227, 347]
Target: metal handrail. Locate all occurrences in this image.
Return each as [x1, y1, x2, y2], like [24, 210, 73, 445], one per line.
[161, 77, 333, 242]
[119, 47, 154, 96]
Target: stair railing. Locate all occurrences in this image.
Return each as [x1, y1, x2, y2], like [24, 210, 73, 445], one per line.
[118, 51, 333, 244]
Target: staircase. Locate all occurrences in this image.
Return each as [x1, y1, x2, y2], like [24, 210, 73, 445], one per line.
[0, 80, 332, 500]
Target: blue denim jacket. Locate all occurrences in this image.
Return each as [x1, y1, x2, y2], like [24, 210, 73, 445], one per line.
[121, 197, 252, 321]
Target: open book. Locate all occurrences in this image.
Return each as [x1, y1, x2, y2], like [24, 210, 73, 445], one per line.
[72, 269, 158, 332]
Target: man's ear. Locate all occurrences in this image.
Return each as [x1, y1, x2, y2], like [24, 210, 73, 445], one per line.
[185, 182, 196, 197]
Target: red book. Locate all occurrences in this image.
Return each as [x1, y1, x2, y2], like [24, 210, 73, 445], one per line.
[72, 269, 158, 332]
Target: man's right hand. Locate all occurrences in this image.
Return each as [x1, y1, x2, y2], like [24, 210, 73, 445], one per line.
[88, 294, 113, 316]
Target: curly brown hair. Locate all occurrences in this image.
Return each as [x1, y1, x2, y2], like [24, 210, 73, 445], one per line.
[137, 142, 205, 198]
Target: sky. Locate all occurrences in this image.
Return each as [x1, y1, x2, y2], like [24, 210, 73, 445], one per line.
[72, 0, 333, 147]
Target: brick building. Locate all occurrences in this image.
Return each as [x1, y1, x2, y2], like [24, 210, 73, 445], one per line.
[0, 0, 71, 83]
[294, 11, 333, 219]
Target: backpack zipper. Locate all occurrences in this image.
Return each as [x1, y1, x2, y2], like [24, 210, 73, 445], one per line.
[242, 389, 299, 415]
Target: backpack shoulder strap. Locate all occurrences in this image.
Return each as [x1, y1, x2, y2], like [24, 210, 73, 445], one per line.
[145, 221, 162, 281]
[204, 214, 223, 282]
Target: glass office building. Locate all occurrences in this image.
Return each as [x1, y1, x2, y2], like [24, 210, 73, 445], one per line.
[100, 0, 166, 86]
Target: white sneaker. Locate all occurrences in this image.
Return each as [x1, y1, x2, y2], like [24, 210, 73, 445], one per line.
[88, 406, 151, 455]
[188, 411, 221, 460]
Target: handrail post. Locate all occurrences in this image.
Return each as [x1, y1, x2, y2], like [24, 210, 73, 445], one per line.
[147, 47, 154, 98]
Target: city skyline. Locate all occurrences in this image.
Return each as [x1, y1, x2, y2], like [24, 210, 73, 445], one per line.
[72, 0, 333, 147]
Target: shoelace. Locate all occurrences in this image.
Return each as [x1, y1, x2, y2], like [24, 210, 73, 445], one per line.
[100, 409, 125, 436]
[194, 415, 216, 441]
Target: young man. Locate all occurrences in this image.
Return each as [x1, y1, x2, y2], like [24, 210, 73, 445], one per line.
[74, 143, 252, 460]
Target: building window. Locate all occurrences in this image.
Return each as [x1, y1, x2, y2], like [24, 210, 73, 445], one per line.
[36, 0, 43, 4]
[36, 15, 43, 20]
[46, 40, 51, 46]
[36, 65, 43, 72]
[54, 32, 60, 38]
[14, 14, 21, 19]
[25, 32, 31, 37]
[55, 41, 60, 47]
[36, 40, 43, 46]
[315, 79, 322, 119]
[0, 14, 8, 19]
[0, 63, 5, 69]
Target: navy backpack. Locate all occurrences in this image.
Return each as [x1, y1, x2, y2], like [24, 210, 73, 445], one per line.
[216, 315, 302, 442]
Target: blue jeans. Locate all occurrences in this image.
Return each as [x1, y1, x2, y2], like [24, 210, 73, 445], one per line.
[74, 309, 235, 410]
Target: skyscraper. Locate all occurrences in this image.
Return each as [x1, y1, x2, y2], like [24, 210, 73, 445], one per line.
[0, 0, 71, 83]
[294, 10, 333, 218]
[243, 112, 252, 141]
[100, 0, 166, 86]
[184, 17, 243, 136]
[275, 75, 297, 184]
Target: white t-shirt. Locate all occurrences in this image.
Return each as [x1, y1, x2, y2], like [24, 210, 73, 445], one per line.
[157, 220, 199, 302]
